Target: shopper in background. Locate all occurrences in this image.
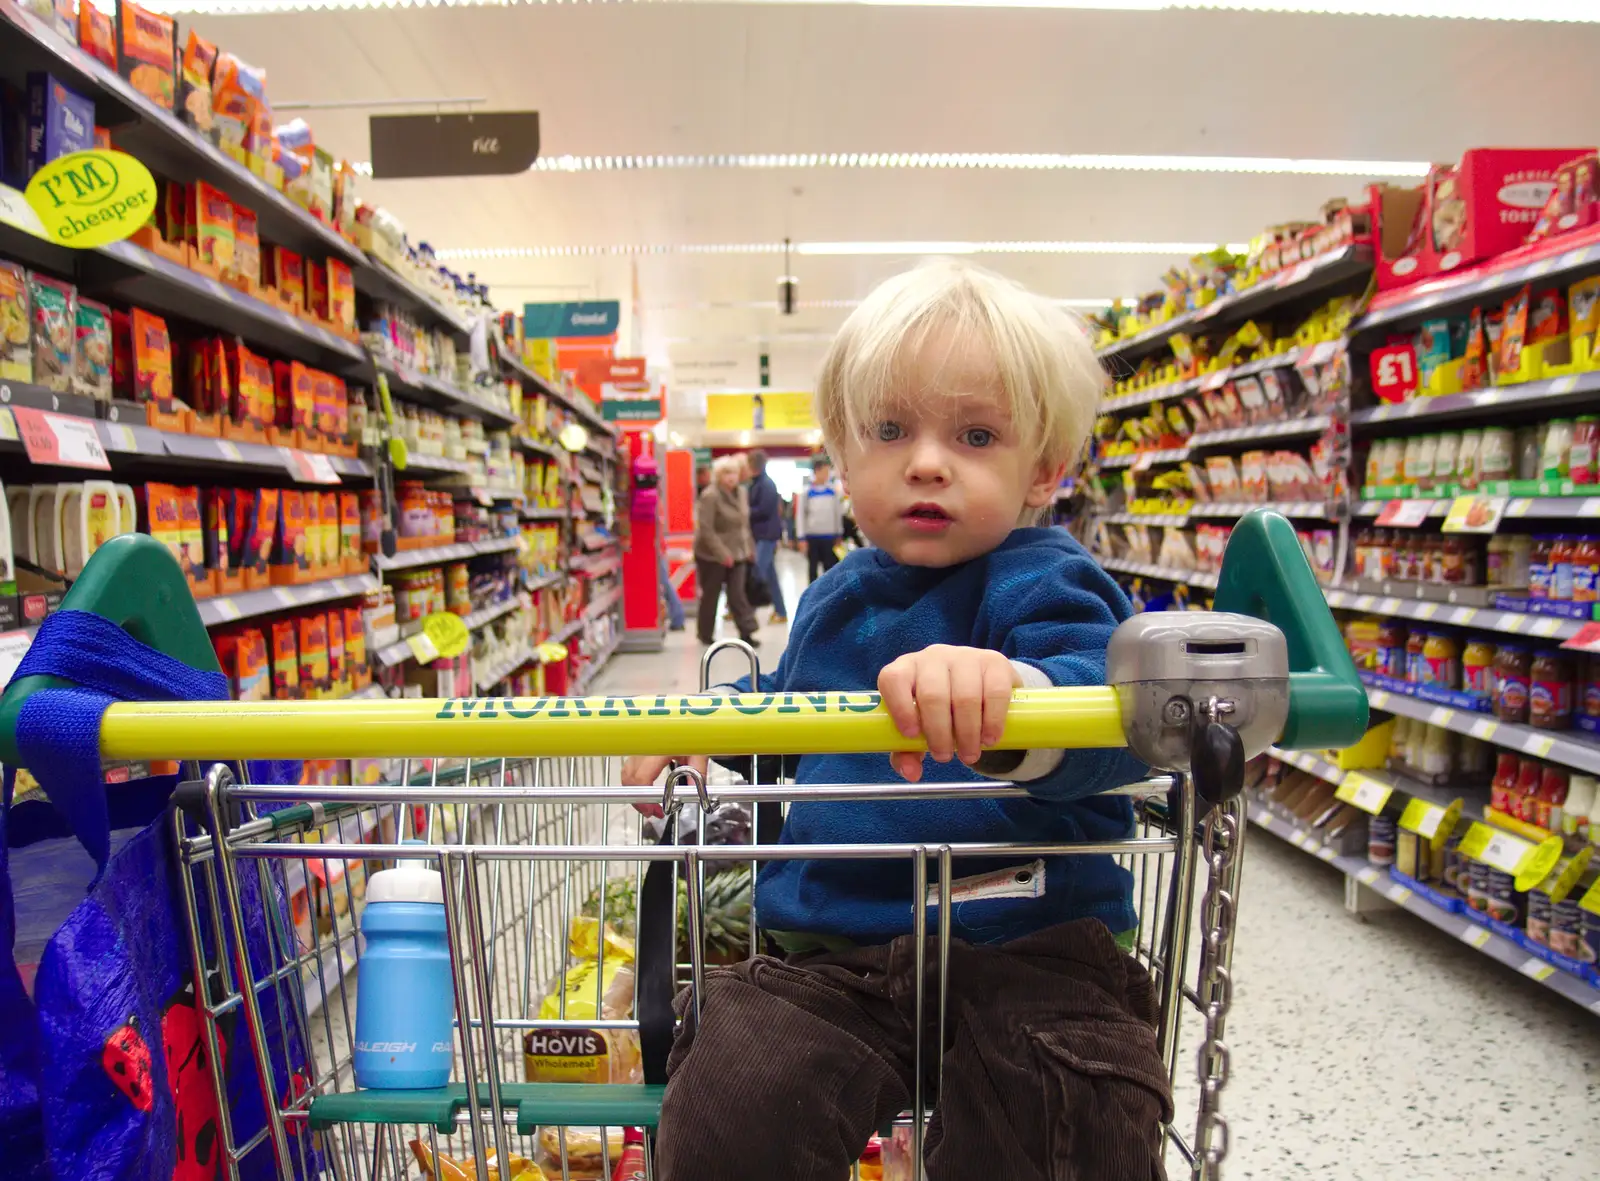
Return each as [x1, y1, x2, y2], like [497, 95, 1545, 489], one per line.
[796, 456, 845, 582]
[692, 455, 759, 647]
[626, 258, 1157, 1179]
[745, 449, 788, 624]
[657, 548, 686, 631]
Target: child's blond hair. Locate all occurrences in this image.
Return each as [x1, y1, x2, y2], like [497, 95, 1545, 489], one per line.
[815, 258, 1105, 475]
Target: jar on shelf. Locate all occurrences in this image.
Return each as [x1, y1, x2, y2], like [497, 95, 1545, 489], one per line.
[1457, 428, 1483, 490]
[1583, 654, 1600, 720]
[1550, 535, 1577, 601]
[1494, 644, 1532, 723]
[1420, 724, 1454, 779]
[1463, 638, 1496, 695]
[1421, 631, 1461, 689]
[1542, 418, 1575, 481]
[1517, 426, 1543, 482]
[1529, 536, 1554, 599]
[1491, 750, 1520, 813]
[1512, 755, 1544, 821]
[1571, 416, 1599, 485]
[1405, 628, 1427, 683]
[1376, 620, 1408, 678]
[1535, 764, 1570, 831]
[1573, 536, 1599, 603]
[1442, 536, 1470, 584]
[1479, 427, 1515, 483]
[1530, 649, 1574, 730]
[1422, 534, 1446, 583]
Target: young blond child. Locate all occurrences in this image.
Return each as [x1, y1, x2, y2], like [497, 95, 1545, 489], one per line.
[623, 258, 1170, 1179]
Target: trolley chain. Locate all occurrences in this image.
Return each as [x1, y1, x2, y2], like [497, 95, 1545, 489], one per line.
[1193, 806, 1239, 1177]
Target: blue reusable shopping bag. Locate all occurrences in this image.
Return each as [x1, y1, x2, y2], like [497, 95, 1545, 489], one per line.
[0, 610, 310, 1181]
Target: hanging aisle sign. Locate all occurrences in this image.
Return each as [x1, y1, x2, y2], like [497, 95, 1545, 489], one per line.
[24, 150, 156, 248]
[369, 112, 541, 178]
[523, 301, 620, 339]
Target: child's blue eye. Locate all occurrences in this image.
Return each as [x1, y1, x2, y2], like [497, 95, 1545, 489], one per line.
[876, 422, 904, 442]
[961, 428, 995, 448]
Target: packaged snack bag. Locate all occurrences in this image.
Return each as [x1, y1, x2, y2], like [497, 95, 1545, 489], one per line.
[318, 491, 339, 566]
[73, 297, 112, 401]
[210, 51, 267, 150]
[179, 29, 217, 131]
[116, 0, 177, 110]
[270, 618, 299, 699]
[343, 604, 367, 682]
[298, 612, 328, 694]
[327, 608, 346, 690]
[130, 306, 172, 406]
[25, 73, 94, 175]
[306, 257, 329, 321]
[139, 482, 185, 572]
[275, 489, 308, 571]
[233, 204, 261, 285]
[301, 491, 322, 566]
[1570, 276, 1600, 345]
[191, 180, 235, 273]
[266, 246, 305, 309]
[245, 487, 279, 574]
[27, 273, 74, 393]
[203, 487, 234, 576]
[328, 259, 356, 332]
[0, 263, 30, 382]
[176, 484, 204, 584]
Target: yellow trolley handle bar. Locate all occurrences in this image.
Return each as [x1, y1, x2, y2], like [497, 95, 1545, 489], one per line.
[94, 688, 1128, 763]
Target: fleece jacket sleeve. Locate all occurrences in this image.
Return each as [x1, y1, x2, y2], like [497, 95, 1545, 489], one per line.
[975, 544, 1150, 801]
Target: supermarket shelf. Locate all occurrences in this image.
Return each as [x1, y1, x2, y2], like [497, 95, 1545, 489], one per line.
[523, 569, 564, 593]
[374, 362, 519, 429]
[1101, 350, 1311, 416]
[1099, 511, 1191, 527]
[517, 437, 565, 461]
[570, 546, 620, 573]
[550, 618, 585, 646]
[373, 536, 518, 573]
[1189, 414, 1333, 448]
[1247, 802, 1600, 1014]
[1098, 555, 1219, 589]
[1192, 500, 1335, 520]
[574, 635, 622, 696]
[0, 6, 360, 266]
[1352, 496, 1600, 521]
[474, 643, 537, 690]
[1097, 246, 1371, 365]
[354, 258, 472, 338]
[1099, 447, 1190, 469]
[91, 240, 367, 372]
[1098, 502, 1332, 530]
[1265, 745, 1487, 816]
[521, 506, 567, 522]
[372, 596, 523, 668]
[198, 574, 379, 627]
[302, 929, 362, 1019]
[1351, 370, 1600, 429]
[1323, 588, 1587, 641]
[582, 587, 623, 622]
[399, 453, 475, 476]
[574, 554, 621, 580]
[1354, 230, 1600, 336]
[1367, 685, 1600, 776]
[498, 348, 609, 432]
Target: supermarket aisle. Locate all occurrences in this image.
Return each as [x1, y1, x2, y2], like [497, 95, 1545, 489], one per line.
[592, 596, 1600, 1180]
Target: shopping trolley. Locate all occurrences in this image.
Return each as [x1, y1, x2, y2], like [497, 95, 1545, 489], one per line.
[0, 510, 1365, 1181]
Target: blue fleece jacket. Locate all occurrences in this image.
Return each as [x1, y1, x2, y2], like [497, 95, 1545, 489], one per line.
[730, 527, 1147, 946]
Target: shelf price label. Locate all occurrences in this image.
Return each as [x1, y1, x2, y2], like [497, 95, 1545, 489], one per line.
[1369, 344, 1419, 404]
[279, 447, 340, 484]
[14, 407, 110, 470]
[1397, 796, 1461, 848]
[1561, 621, 1600, 655]
[1458, 823, 1563, 891]
[1441, 495, 1508, 534]
[1335, 772, 1392, 815]
[1375, 499, 1433, 529]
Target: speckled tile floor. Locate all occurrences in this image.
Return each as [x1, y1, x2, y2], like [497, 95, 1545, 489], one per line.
[595, 552, 1600, 1181]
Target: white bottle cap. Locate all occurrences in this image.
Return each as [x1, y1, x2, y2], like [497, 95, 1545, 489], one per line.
[364, 864, 444, 905]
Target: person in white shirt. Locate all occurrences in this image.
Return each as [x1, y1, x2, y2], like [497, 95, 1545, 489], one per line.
[796, 457, 846, 582]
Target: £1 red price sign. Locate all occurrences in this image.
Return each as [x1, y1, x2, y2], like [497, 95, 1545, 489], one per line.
[1369, 344, 1419, 404]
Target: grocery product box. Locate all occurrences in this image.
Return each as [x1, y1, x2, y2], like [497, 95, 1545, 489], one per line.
[25, 72, 93, 177]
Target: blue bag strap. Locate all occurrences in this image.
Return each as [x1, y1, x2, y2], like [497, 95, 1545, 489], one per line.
[9, 610, 227, 877]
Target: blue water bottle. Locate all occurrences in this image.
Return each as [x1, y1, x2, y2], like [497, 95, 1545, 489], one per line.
[354, 862, 455, 1089]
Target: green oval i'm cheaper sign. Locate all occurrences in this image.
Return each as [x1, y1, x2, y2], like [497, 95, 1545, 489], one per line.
[25, 150, 157, 249]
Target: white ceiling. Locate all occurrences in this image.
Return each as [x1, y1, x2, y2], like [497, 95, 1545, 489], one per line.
[179, 2, 1600, 370]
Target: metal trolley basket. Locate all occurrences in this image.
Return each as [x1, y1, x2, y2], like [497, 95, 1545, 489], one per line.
[0, 512, 1366, 1181]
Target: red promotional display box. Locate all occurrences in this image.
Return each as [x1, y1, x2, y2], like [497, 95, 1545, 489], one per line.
[1376, 147, 1593, 291]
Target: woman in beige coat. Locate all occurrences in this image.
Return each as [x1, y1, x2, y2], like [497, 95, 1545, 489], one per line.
[694, 455, 759, 646]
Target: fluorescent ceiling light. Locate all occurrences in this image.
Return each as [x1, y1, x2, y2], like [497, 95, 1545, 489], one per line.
[153, 0, 1600, 23]
[350, 154, 1430, 178]
[438, 240, 1241, 259]
[649, 296, 1128, 311]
